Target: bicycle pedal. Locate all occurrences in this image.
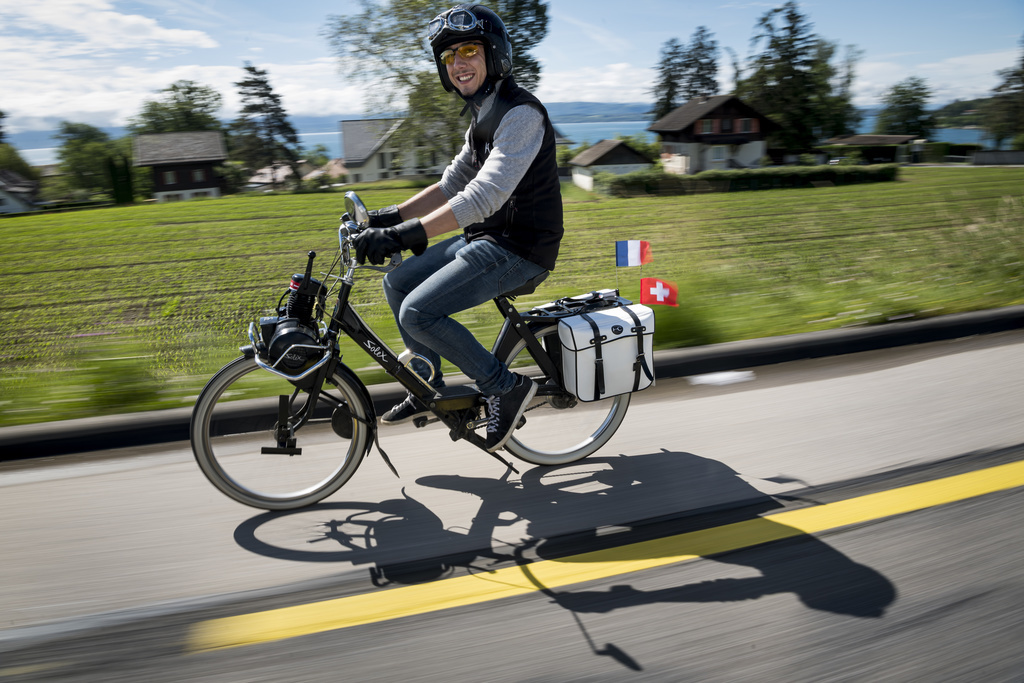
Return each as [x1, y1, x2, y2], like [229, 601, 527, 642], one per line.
[413, 416, 439, 428]
[262, 446, 303, 456]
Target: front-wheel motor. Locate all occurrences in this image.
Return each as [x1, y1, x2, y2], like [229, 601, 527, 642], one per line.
[190, 356, 370, 510]
[497, 325, 630, 466]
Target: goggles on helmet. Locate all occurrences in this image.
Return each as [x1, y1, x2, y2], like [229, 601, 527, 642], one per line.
[428, 7, 485, 41]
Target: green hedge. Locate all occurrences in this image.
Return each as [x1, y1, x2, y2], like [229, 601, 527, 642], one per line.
[596, 164, 899, 197]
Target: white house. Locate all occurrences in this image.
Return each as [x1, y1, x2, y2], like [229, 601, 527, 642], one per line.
[340, 119, 407, 183]
[648, 95, 779, 175]
[568, 139, 653, 191]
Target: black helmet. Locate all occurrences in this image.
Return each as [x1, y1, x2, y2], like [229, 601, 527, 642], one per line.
[428, 4, 513, 93]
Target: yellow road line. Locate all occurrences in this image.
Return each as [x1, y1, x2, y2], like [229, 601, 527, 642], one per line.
[187, 459, 1024, 652]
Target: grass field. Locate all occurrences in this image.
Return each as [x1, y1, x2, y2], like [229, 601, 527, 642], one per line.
[2, 167, 1022, 427]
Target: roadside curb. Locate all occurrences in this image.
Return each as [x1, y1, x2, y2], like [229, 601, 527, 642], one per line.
[3, 304, 1023, 460]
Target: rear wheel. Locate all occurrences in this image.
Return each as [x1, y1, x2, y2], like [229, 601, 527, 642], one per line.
[190, 356, 370, 510]
[497, 325, 630, 466]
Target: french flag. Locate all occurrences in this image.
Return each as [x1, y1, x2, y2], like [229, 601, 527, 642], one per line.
[615, 240, 652, 267]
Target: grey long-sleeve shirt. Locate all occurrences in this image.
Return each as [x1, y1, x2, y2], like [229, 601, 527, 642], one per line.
[438, 88, 545, 230]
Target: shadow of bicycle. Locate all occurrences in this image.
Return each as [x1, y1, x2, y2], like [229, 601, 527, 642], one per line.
[233, 448, 895, 618]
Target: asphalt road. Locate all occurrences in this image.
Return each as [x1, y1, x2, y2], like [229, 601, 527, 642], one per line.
[2, 330, 1024, 681]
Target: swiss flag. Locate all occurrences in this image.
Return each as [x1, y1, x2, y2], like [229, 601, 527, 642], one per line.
[640, 277, 679, 307]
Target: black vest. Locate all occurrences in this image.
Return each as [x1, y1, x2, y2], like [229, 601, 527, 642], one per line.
[465, 79, 563, 271]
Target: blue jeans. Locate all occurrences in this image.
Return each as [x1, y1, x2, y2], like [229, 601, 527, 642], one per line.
[382, 234, 547, 396]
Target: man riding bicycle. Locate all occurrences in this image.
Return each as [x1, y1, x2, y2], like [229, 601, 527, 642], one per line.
[353, 3, 564, 453]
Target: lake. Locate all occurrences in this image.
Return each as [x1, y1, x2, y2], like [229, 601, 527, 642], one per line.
[17, 116, 997, 167]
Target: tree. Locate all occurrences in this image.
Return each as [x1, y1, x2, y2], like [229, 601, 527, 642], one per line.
[650, 28, 719, 121]
[127, 80, 223, 135]
[492, 0, 548, 91]
[982, 33, 1024, 149]
[873, 76, 935, 139]
[649, 38, 685, 121]
[0, 144, 39, 181]
[306, 144, 332, 168]
[616, 133, 660, 161]
[809, 41, 862, 139]
[324, 0, 550, 159]
[679, 26, 719, 103]
[733, 1, 860, 150]
[230, 63, 302, 187]
[55, 122, 116, 196]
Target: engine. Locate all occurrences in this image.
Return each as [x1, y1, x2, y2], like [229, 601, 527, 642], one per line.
[257, 268, 328, 384]
[267, 318, 321, 372]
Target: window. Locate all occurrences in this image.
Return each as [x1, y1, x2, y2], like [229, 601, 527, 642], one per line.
[163, 170, 177, 185]
[192, 169, 206, 183]
[711, 146, 726, 162]
[379, 152, 387, 168]
[720, 118, 733, 133]
[699, 120, 713, 134]
[739, 118, 753, 133]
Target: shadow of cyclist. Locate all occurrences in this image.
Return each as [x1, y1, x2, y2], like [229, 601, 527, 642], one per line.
[417, 450, 895, 619]
[234, 448, 895, 617]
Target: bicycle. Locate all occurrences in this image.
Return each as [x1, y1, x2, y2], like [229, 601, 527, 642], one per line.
[190, 191, 638, 510]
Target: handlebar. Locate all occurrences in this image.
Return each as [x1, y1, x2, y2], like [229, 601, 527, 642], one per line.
[338, 190, 404, 274]
[338, 221, 404, 273]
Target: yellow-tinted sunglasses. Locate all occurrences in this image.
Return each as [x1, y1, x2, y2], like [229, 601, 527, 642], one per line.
[439, 43, 483, 66]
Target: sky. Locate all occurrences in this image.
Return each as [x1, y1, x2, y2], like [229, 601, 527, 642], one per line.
[1, 0, 1022, 136]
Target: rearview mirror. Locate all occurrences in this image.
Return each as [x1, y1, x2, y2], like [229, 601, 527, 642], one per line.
[344, 191, 370, 229]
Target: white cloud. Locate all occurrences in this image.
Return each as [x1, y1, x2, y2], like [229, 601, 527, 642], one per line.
[534, 63, 654, 103]
[244, 58, 368, 118]
[0, 1, 365, 132]
[1, 54, 365, 133]
[917, 49, 1018, 102]
[1, 0, 218, 53]
[853, 49, 1017, 106]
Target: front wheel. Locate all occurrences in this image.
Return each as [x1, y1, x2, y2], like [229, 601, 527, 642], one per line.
[190, 356, 370, 510]
[497, 325, 630, 466]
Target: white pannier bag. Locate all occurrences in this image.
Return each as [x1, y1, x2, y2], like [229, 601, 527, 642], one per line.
[557, 304, 655, 402]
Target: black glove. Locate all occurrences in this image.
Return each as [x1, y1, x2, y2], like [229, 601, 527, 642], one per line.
[353, 219, 428, 265]
[368, 205, 403, 228]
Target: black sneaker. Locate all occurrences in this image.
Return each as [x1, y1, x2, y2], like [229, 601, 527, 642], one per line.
[484, 374, 537, 452]
[380, 393, 430, 425]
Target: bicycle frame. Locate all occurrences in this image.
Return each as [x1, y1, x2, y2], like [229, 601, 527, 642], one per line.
[241, 213, 563, 469]
[241, 192, 628, 472]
